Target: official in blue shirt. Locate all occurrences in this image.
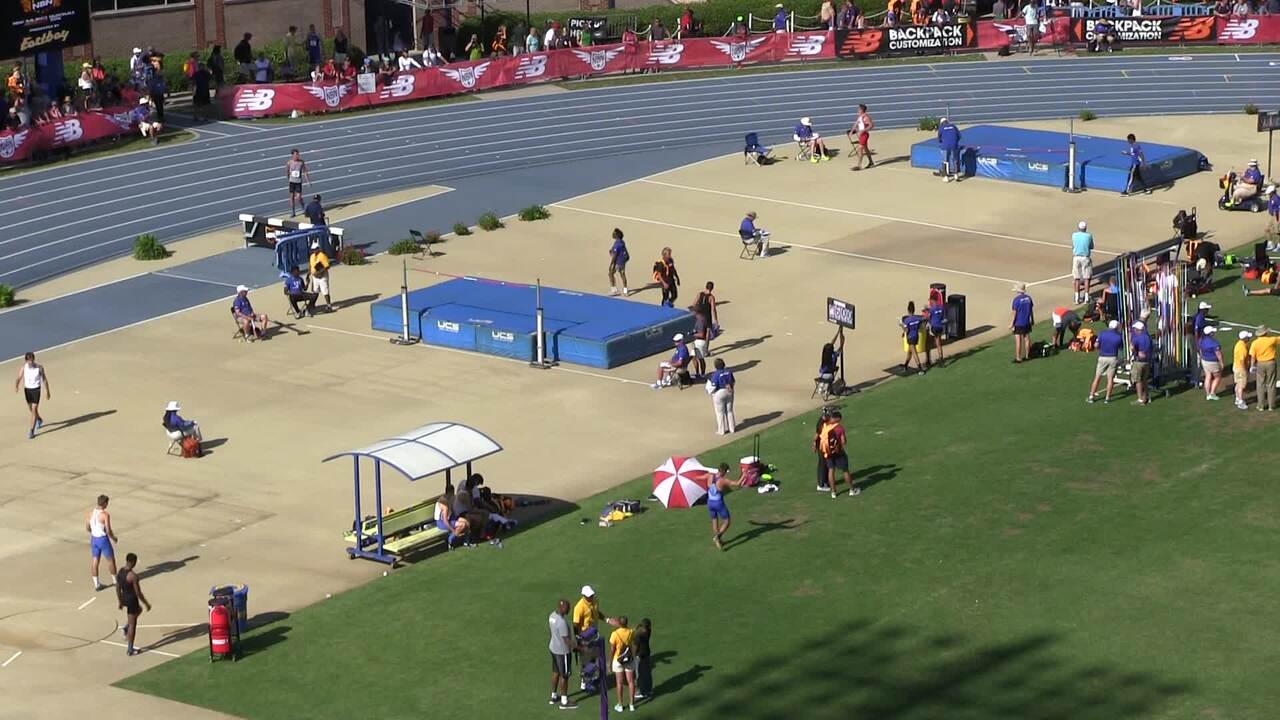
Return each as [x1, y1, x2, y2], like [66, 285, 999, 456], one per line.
[926, 298, 946, 367]
[284, 266, 319, 317]
[608, 228, 630, 296]
[1088, 320, 1124, 403]
[709, 358, 736, 435]
[232, 284, 269, 340]
[1123, 133, 1146, 195]
[794, 117, 829, 163]
[936, 117, 962, 181]
[1010, 282, 1035, 363]
[162, 400, 202, 441]
[1129, 320, 1153, 405]
[1198, 326, 1225, 400]
[773, 4, 788, 30]
[1231, 159, 1265, 206]
[901, 301, 925, 375]
[654, 334, 692, 388]
[304, 194, 326, 226]
[739, 211, 771, 258]
[1189, 300, 1212, 387]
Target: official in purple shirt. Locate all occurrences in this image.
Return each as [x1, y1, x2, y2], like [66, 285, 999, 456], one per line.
[1198, 326, 1225, 400]
[1088, 320, 1124, 404]
[1010, 282, 1034, 363]
[1129, 320, 1153, 405]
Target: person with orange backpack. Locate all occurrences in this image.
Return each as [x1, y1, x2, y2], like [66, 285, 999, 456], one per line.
[818, 410, 858, 499]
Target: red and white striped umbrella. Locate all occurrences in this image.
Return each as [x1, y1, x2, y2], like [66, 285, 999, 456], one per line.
[652, 456, 713, 508]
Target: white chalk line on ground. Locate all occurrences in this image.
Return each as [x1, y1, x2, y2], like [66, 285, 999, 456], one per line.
[76, 597, 96, 611]
[549, 203, 1060, 287]
[151, 272, 243, 289]
[1, 651, 21, 667]
[638, 179, 1124, 256]
[137, 623, 200, 628]
[99, 639, 181, 658]
[304, 325, 653, 388]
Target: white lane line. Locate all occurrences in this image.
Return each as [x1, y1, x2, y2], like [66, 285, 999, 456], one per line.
[550, 203, 1023, 285]
[187, 125, 234, 139]
[138, 623, 201, 628]
[0, 271, 147, 317]
[305, 325, 653, 387]
[1029, 273, 1073, 286]
[215, 120, 268, 132]
[100, 640, 181, 658]
[0, 293, 235, 365]
[151, 272, 243, 289]
[1, 651, 20, 667]
[636, 179, 1123, 256]
[77, 596, 96, 611]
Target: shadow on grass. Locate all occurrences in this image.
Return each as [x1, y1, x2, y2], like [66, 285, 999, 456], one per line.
[396, 494, 580, 565]
[722, 518, 802, 552]
[855, 463, 901, 493]
[670, 619, 1189, 719]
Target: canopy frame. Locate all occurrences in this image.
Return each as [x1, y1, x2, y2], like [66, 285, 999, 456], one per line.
[322, 422, 502, 564]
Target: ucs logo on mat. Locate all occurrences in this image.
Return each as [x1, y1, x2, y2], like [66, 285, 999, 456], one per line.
[711, 37, 769, 62]
[1220, 18, 1259, 40]
[51, 119, 82, 145]
[647, 42, 684, 65]
[233, 89, 275, 113]
[305, 83, 352, 108]
[514, 54, 548, 79]
[442, 62, 491, 89]
[572, 48, 623, 71]
[0, 130, 29, 159]
[379, 74, 415, 99]
[787, 34, 827, 56]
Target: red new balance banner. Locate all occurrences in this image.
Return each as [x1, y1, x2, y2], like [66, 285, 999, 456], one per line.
[1216, 15, 1280, 44]
[0, 105, 139, 165]
[221, 33, 837, 119]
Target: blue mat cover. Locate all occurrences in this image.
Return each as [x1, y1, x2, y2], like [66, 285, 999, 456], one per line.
[371, 279, 694, 368]
[909, 125, 1205, 192]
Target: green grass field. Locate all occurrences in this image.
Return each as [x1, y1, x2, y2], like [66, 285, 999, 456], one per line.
[119, 248, 1280, 719]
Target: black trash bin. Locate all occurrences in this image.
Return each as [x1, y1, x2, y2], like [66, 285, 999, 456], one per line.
[945, 294, 966, 340]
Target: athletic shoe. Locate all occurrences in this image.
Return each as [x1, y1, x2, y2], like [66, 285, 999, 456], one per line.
[126, 647, 136, 656]
[1087, 395, 1095, 404]
[629, 705, 635, 712]
[830, 492, 838, 500]
[622, 288, 630, 296]
[816, 485, 829, 492]
[609, 288, 619, 296]
[1207, 394, 1219, 401]
[943, 175, 952, 183]
[1103, 398, 1110, 404]
[712, 535, 721, 550]
[34, 419, 42, 430]
[550, 696, 559, 705]
[615, 705, 625, 713]
[850, 488, 861, 496]
[27, 430, 34, 439]
[650, 383, 660, 389]
[810, 156, 819, 164]
[918, 370, 926, 376]
[1237, 401, 1248, 410]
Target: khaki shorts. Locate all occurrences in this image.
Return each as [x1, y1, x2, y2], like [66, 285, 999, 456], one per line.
[1234, 369, 1248, 388]
[611, 657, 637, 674]
[1130, 361, 1149, 384]
[1095, 356, 1118, 379]
[1202, 359, 1221, 375]
[693, 339, 708, 358]
[1072, 256, 1093, 281]
[310, 275, 329, 296]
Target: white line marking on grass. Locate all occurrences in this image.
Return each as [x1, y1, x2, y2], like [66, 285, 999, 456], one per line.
[77, 597, 96, 611]
[151, 272, 242, 289]
[553, 203, 1026, 285]
[100, 640, 180, 658]
[305, 324, 653, 387]
[2, 651, 21, 667]
[637, 179, 1123, 256]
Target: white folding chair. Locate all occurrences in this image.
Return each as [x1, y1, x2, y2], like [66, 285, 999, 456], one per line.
[166, 429, 185, 456]
[793, 136, 813, 162]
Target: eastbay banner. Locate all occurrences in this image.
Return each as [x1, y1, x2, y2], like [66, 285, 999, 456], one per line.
[1, 0, 93, 58]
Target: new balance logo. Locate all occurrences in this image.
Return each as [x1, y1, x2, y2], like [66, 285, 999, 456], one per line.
[514, 54, 548, 79]
[787, 34, 826, 56]
[233, 88, 275, 112]
[1220, 18, 1259, 40]
[378, 74, 415, 99]
[647, 42, 685, 65]
[51, 119, 82, 144]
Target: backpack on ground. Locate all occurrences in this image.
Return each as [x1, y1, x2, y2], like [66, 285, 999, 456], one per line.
[181, 435, 203, 458]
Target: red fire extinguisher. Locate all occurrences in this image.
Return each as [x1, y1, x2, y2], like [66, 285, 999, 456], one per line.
[208, 602, 235, 661]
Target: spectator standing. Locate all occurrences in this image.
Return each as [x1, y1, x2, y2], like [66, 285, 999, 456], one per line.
[146, 60, 166, 123]
[610, 616, 637, 713]
[128, 47, 145, 88]
[1199, 326, 1225, 401]
[573, 585, 619, 690]
[993, 0, 1008, 18]
[420, 10, 437, 51]
[465, 34, 483, 61]
[851, 104, 876, 169]
[116, 552, 151, 656]
[1123, 133, 1147, 196]
[1250, 326, 1278, 411]
[819, 410, 858, 498]
[1130, 321, 1152, 405]
[1088, 320, 1123, 404]
[207, 46, 225, 92]
[254, 53, 271, 83]
[1190, 301, 1212, 387]
[191, 63, 212, 122]
[525, 27, 542, 52]
[544, 22, 559, 51]
[820, 0, 837, 28]
[937, 116, 961, 181]
[286, 149, 310, 217]
[812, 406, 833, 492]
[650, 18, 669, 40]
[234, 33, 254, 82]
[548, 599, 577, 710]
[76, 63, 94, 111]
[283, 26, 302, 76]
[1233, 330, 1253, 410]
[901, 301, 925, 375]
[334, 28, 350, 66]
[1010, 282, 1034, 363]
[306, 24, 323, 69]
[14, 351, 49, 440]
[86, 494, 118, 591]
[1071, 220, 1094, 304]
[774, 3, 789, 31]
[608, 228, 630, 296]
[709, 358, 736, 435]
[1022, 0, 1039, 54]
[309, 240, 332, 310]
[492, 24, 509, 56]
[634, 618, 653, 699]
[654, 247, 680, 308]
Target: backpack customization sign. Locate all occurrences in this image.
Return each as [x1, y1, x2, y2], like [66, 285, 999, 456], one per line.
[1, 0, 92, 57]
[836, 24, 977, 58]
[1069, 16, 1215, 45]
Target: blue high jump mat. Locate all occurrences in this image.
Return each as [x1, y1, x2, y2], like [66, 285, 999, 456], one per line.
[370, 278, 695, 369]
[909, 125, 1206, 193]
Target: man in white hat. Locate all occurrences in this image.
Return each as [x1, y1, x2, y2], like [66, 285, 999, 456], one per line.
[1010, 282, 1034, 363]
[653, 333, 691, 388]
[1197, 326, 1224, 400]
[231, 284, 269, 340]
[1231, 158, 1264, 206]
[773, 3, 789, 32]
[571, 585, 620, 689]
[1233, 330, 1253, 410]
[1088, 320, 1124, 404]
[308, 238, 332, 310]
[794, 116, 829, 164]
[162, 400, 202, 441]
[1070, 220, 1094, 304]
[132, 96, 162, 144]
[1130, 321, 1153, 405]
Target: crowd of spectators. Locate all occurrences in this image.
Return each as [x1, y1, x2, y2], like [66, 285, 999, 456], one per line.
[2, 60, 127, 133]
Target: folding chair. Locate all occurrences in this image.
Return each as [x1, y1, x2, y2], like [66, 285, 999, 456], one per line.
[283, 285, 302, 319]
[409, 229, 437, 258]
[231, 308, 248, 342]
[793, 136, 813, 162]
[743, 132, 771, 166]
[740, 236, 760, 260]
[166, 428, 186, 455]
[812, 374, 834, 400]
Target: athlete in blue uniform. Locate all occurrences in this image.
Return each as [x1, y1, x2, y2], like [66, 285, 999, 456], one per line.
[937, 117, 962, 181]
[901, 301, 925, 375]
[707, 463, 741, 551]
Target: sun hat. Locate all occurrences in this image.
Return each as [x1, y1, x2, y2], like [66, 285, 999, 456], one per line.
[1108, 320, 1120, 329]
[581, 585, 595, 597]
[1078, 220, 1087, 230]
[132, 47, 142, 54]
[236, 284, 249, 293]
[1240, 330, 1254, 340]
[673, 333, 685, 342]
[800, 116, 812, 126]
[1249, 159, 1259, 166]
[1259, 325, 1271, 335]
[1204, 326, 1218, 334]
[1132, 321, 1145, 330]
[1198, 301, 1212, 310]
[1012, 282, 1027, 293]
[165, 401, 180, 411]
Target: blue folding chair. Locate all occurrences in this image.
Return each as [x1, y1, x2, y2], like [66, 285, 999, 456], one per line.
[744, 132, 772, 165]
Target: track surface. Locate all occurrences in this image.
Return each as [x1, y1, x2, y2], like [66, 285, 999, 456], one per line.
[0, 52, 1277, 359]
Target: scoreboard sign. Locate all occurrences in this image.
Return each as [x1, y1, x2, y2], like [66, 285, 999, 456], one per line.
[1, 0, 92, 58]
[1258, 111, 1280, 133]
[827, 297, 855, 329]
